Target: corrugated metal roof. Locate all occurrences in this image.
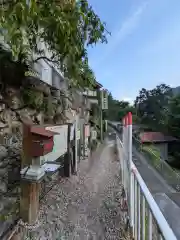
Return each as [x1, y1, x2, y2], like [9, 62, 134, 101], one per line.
[140, 132, 177, 143]
[31, 125, 59, 137]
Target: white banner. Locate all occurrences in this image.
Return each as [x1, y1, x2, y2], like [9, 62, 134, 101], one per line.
[76, 129, 80, 140]
[40, 124, 68, 165]
[70, 123, 75, 141]
[91, 130, 97, 140]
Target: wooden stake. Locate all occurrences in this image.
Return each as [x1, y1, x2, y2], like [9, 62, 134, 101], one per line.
[20, 180, 40, 224]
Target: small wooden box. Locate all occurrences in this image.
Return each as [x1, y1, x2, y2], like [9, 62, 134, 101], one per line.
[31, 137, 54, 157]
[29, 125, 59, 157]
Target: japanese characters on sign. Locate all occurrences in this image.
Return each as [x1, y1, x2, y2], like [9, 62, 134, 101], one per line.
[101, 90, 108, 110]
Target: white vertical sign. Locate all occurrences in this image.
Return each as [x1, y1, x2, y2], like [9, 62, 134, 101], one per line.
[101, 90, 108, 110]
[91, 130, 97, 140]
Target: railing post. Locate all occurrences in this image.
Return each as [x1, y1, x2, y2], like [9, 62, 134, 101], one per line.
[122, 118, 125, 184]
[134, 178, 138, 238]
[142, 195, 146, 239]
[124, 115, 128, 192]
[127, 112, 134, 237]
[148, 210, 153, 240]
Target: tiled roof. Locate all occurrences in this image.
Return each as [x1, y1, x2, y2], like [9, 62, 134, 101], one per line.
[140, 132, 177, 143]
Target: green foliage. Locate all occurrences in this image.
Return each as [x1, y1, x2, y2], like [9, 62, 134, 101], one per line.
[134, 84, 180, 164]
[140, 142, 180, 189]
[0, 0, 109, 88]
[134, 84, 172, 131]
[166, 95, 180, 137]
[163, 94, 180, 163]
[142, 145, 161, 163]
[134, 83, 180, 137]
[22, 88, 44, 109]
[105, 92, 137, 122]
[43, 96, 57, 116]
[0, 44, 27, 85]
[118, 104, 136, 121]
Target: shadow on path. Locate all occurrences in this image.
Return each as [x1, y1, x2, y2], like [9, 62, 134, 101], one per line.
[23, 138, 126, 240]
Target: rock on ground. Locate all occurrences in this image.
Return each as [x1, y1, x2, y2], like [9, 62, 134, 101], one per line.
[23, 139, 127, 240]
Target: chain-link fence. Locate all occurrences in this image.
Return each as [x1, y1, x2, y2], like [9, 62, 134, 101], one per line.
[132, 136, 180, 192]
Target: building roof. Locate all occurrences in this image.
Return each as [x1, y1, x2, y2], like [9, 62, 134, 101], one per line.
[30, 125, 59, 137]
[140, 132, 178, 143]
[94, 81, 103, 89]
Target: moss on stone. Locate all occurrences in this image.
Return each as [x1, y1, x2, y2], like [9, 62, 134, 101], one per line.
[43, 96, 57, 117]
[22, 88, 44, 110]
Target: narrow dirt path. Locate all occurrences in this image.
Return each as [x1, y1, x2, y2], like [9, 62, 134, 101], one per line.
[24, 138, 125, 240]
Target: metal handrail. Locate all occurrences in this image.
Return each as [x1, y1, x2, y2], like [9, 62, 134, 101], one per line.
[116, 134, 177, 240]
[131, 161, 177, 240]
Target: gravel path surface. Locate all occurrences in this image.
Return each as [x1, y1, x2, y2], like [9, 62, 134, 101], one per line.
[24, 139, 125, 240]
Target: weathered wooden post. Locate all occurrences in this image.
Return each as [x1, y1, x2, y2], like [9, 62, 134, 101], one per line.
[20, 124, 57, 223]
[74, 114, 80, 174]
[79, 119, 84, 160]
[72, 124, 76, 175]
[64, 123, 75, 177]
[82, 123, 85, 160]
[84, 124, 90, 158]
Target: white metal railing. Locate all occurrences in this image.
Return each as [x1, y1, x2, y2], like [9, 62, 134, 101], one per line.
[116, 113, 177, 240]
